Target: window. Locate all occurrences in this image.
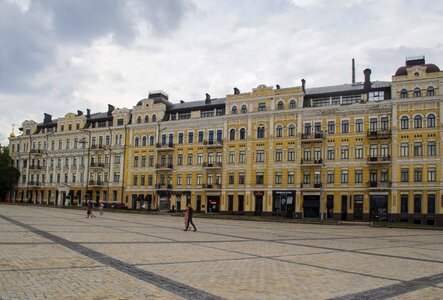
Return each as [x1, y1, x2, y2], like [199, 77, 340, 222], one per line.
[428, 141, 436, 156]
[400, 143, 409, 157]
[240, 128, 246, 140]
[327, 147, 335, 160]
[400, 89, 408, 98]
[241, 105, 247, 114]
[288, 149, 295, 161]
[427, 114, 436, 128]
[137, 116, 142, 124]
[229, 129, 236, 141]
[144, 115, 149, 123]
[231, 106, 237, 115]
[327, 171, 334, 184]
[187, 174, 192, 185]
[414, 194, 422, 213]
[152, 114, 157, 122]
[239, 173, 245, 185]
[141, 136, 147, 146]
[355, 170, 363, 183]
[288, 124, 295, 136]
[117, 118, 124, 126]
[133, 175, 138, 186]
[401, 195, 408, 214]
[414, 142, 422, 156]
[401, 168, 409, 182]
[277, 101, 284, 110]
[257, 127, 265, 139]
[141, 156, 146, 167]
[428, 167, 436, 182]
[275, 149, 282, 162]
[133, 156, 139, 167]
[148, 135, 154, 146]
[239, 151, 245, 163]
[289, 100, 296, 109]
[413, 87, 421, 97]
[400, 116, 409, 129]
[304, 123, 311, 135]
[303, 172, 310, 184]
[427, 86, 435, 97]
[229, 173, 234, 184]
[414, 168, 422, 182]
[256, 172, 264, 184]
[341, 170, 348, 183]
[428, 195, 436, 214]
[178, 133, 183, 144]
[275, 172, 282, 184]
[341, 120, 349, 133]
[355, 146, 363, 159]
[414, 115, 422, 128]
[134, 137, 140, 147]
[381, 117, 389, 130]
[288, 172, 294, 184]
[258, 103, 266, 112]
[256, 150, 265, 162]
[113, 172, 120, 183]
[187, 154, 193, 165]
[328, 121, 335, 134]
[303, 148, 311, 161]
[341, 146, 349, 159]
[368, 91, 384, 101]
[276, 125, 283, 137]
[198, 131, 204, 143]
[229, 151, 235, 163]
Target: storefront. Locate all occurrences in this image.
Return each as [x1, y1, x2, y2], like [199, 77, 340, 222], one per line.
[370, 194, 388, 221]
[272, 191, 296, 218]
[303, 194, 320, 218]
[207, 193, 220, 213]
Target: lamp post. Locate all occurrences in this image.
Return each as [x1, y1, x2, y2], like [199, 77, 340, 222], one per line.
[79, 129, 91, 206]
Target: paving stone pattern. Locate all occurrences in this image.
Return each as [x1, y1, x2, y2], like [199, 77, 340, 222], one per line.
[0, 205, 443, 299]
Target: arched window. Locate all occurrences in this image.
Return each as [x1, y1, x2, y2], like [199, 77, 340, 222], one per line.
[134, 137, 140, 146]
[400, 116, 409, 129]
[241, 105, 247, 114]
[149, 135, 155, 145]
[257, 127, 265, 139]
[413, 88, 421, 98]
[400, 89, 408, 99]
[258, 103, 266, 112]
[276, 125, 283, 137]
[288, 124, 295, 136]
[229, 129, 236, 140]
[427, 86, 435, 97]
[414, 115, 422, 128]
[277, 101, 284, 110]
[137, 116, 142, 124]
[289, 100, 296, 109]
[240, 128, 246, 140]
[427, 114, 436, 128]
[142, 136, 147, 146]
[231, 106, 237, 115]
[144, 115, 149, 123]
[152, 114, 157, 122]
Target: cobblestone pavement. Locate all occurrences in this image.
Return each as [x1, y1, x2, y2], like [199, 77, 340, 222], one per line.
[1, 205, 443, 299]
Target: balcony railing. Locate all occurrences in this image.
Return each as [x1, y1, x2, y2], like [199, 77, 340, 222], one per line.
[30, 149, 43, 154]
[28, 181, 41, 186]
[367, 156, 391, 163]
[90, 162, 106, 168]
[300, 159, 323, 165]
[203, 162, 223, 168]
[91, 145, 105, 150]
[155, 164, 173, 170]
[202, 184, 222, 189]
[300, 183, 322, 188]
[29, 165, 43, 170]
[367, 181, 392, 188]
[367, 129, 391, 139]
[203, 140, 223, 147]
[301, 132, 325, 141]
[155, 184, 172, 190]
[156, 143, 174, 150]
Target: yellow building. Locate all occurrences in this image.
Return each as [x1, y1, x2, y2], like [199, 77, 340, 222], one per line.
[8, 56, 443, 225]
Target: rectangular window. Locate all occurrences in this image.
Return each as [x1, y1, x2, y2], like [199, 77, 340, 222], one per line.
[401, 195, 408, 214]
[256, 150, 265, 162]
[287, 172, 294, 184]
[355, 170, 363, 183]
[414, 142, 422, 156]
[239, 173, 245, 185]
[303, 148, 311, 161]
[303, 171, 310, 184]
[428, 167, 436, 182]
[187, 154, 193, 165]
[258, 103, 266, 112]
[428, 142, 436, 156]
[133, 175, 138, 186]
[341, 170, 348, 183]
[401, 168, 409, 182]
[327, 121, 335, 134]
[400, 143, 409, 157]
[141, 156, 146, 167]
[341, 120, 349, 133]
[368, 91, 384, 102]
[177, 174, 182, 185]
[275, 149, 282, 162]
[178, 133, 184, 144]
[133, 156, 139, 167]
[288, 149, 295, 161]
[327, 147, 335, 160]
[414, 168, 422, 182]
[229, 173, 234, 184]
[198, 131, 204, 143]
[355, 119, 364, 132]
[428, 195, 436, 214]
[256, 172, 264, 185]
[197, 153, 203, 165]
[188, 132, 194, 144]
[229, 151, 235, 163]
[341, 146, 349, 159]
[148, 175, 153, 186]
[327, 171, 334, 184]
[239, 151, 245, 163]
[177, 154, 183, 165]
[414, 194, 422, 214]
[113, 172, 120, 182]
[140, 175, 145, 186]
[275, 172, 282, 184]
[355, 146, 363, 159]
[381, 117, 389, 130]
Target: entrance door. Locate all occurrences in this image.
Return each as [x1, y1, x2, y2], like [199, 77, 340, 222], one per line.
[176, 199, 181, 212]
[326, 195, 334, 219]
[354, 195, 363, 220]
[196, 196, 201, 212]
[370, 195, 388, 221]
[255, 196, 263, 216]
[341, 195, 348, 220]
[303, 195, 320, 218]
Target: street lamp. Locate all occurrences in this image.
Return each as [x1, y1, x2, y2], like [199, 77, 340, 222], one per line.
[79, 129, 91, 206]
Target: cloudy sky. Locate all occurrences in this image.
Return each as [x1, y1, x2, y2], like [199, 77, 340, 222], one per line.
[1, 0, 442, 145]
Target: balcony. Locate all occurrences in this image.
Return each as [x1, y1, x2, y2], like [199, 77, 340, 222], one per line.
[367, 181, 392, 189]
[28, 181, 41, 187]
[29, 149, 43, 155]
[155, 164, 173, 170]
[155, 184, 172, 190]
[90, 162, 106, 168]
[301, 132, 325, 142]
[300, 159, 323, 166]
[367, 156, 391, 164]
[300, 183, 322, 189]
[29, 165, 43, 170]
[203, 162, 223, 169]
[367, 130, 391, 140]
[204, 140, 223, 148]
[91, 144, 105, 150]
[202, 184, 222, 189]
[156, 143, 174, 151]
[88, 180, 103, 186]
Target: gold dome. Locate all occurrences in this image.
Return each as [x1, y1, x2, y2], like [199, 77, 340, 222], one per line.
[9, 132, 15, 137]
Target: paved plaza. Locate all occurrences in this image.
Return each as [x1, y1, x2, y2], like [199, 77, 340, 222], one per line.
[0, 205, 443, 299]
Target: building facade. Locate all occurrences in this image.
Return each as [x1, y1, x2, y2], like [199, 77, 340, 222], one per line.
[8, 56, 443, 225]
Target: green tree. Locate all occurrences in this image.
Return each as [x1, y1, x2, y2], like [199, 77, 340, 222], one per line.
[0, 146, 20, 202]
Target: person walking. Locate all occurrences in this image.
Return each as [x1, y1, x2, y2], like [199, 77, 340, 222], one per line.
[99, 202, 104, 216]
[184, 204, 197, 232]
[183, 208, 189, 231]
[86, 199, 95, 218]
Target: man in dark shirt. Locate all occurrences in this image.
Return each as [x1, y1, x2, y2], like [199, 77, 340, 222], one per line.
[185, 204, 197, 231]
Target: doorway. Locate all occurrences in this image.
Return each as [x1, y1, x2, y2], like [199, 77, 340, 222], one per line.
[303, 195, 320, 218]
[370, 195, 388, 221]
[254, 195, 263, 216]
[354, 195, 363, 220]
[341, 195, 348, 220]
[207, 196, 220, 213]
